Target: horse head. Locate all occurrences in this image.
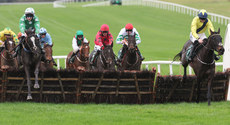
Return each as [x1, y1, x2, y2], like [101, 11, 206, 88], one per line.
[80, 41, 90, 60]
[4, 35, 15, 52]
[44, 44, 53, 61]
[209, 28, 225, 55]
[127, 33, 136, 53]
[24, 28, 41, 56]
[101, 44, 114, 68]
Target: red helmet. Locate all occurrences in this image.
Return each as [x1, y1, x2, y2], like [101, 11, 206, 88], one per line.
[100, 24, 109, 32]
[125, 23, 133, 30]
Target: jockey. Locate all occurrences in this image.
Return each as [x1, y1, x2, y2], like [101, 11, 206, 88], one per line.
[12, 7, 40, 58]
[69, 30, 89, 63]
[90, 24, 113, 65]
[37, 27, 57, 66]
[0, 27, 19, 53]
[188, 9, 219, 62]
[116, 23, 144, 63]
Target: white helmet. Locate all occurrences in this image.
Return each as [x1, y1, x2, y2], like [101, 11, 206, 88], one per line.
[39, 27, 47, 34]
[25, 7, 35, 15]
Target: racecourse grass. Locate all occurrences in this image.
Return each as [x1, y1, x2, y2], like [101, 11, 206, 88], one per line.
[0, 101, 230, 125]
[0, 3, 227, 74]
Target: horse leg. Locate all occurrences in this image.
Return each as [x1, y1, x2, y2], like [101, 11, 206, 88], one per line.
[34, 63, 40, 89]
[25, 66, 32, 100]
[196, 78, 201, 103]
[182, 66, 187, 83]
[207, 77, 213, 106]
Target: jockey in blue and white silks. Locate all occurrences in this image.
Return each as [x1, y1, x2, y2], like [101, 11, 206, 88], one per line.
[37, 27, 56, 66]
[37, 28, 52, 48]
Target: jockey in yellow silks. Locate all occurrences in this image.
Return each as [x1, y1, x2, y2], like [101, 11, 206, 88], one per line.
[0, 27, 19, 53]
[188, 9, 219, 62]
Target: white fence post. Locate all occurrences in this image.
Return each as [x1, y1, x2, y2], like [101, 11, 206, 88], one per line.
[223, 24, 230, 101]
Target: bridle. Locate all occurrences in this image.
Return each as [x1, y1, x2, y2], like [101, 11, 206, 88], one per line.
[23, 34, 40, 54]
[196, 34, 222, 65]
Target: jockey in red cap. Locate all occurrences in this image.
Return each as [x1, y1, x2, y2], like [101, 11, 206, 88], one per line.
[90, 24, 114, 65]
[116, 23, 144, 63]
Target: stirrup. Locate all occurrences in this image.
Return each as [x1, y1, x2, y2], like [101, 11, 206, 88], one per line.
[141, 57, 145, 61]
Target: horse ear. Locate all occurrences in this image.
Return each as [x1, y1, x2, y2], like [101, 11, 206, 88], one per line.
[217, 28, 220, 34]
[210, 29, 214, 35]
[88, 41, 90, 44]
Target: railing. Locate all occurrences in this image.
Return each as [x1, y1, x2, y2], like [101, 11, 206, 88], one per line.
[80, 0, 230, 26]
[53, 56, 223, 75]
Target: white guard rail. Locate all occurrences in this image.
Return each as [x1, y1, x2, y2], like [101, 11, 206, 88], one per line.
[53, 56, 223, 75]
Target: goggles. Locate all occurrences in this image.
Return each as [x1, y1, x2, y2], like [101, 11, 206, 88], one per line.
[26, 14, 33, 18]
[40, 33, 46, 36]
[102, 31, 108, 34]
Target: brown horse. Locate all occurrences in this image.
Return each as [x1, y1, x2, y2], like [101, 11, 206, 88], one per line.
[173, 29, 225, 105]
[66, 42, 90, 71]
[40, 44, 55, 71]
[89, 44, 116, 71]
[117, 34, 142, 71]
[0, 35, 18, 71]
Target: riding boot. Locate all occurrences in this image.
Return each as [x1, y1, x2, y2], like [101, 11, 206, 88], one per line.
[12, 36, 24, 58]
[12, 45, 21, 58]
[214, 53, 220, 61]
[69, 52, 77, 64]
[41, 48, 47, 63]
[52, 57, 57, 66]
[136, 47, 145, 61]
[188, 40, 199, 62]
[90, 50, 99, 66]
[117, 47, 126, 63]
[0, 47, 4, 53]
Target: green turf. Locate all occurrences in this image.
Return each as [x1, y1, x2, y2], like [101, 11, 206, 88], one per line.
[0, 101, 230, 125]
[0, 2, 227, 74]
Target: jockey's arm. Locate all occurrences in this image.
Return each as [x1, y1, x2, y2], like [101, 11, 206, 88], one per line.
[19, 16, 26, 33]
[11, 32, 19, 44]
[33, 16, 40, 34]
[72, 37, 80, 53]
[83, 38, 89, 43]
[46, 33, 52, 46]
[191, 17, 199, 40]
[207, 19, 214, 35]
[134, 28, 141, 45]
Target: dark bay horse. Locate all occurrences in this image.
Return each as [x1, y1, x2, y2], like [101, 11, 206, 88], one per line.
[21, 29, 42, 100]
[174, 29, 225, 105]
[0, 35, 18, 71]
[117, 34, 142, 71]
[66, 42, 90, 71]
[40, 44, 55, 71]
[90, 44, 115, 71]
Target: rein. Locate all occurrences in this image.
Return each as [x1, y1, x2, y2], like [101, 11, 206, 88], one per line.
[196, 34, 221, 65]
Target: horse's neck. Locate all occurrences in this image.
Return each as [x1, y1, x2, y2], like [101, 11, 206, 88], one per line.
[127, 50, 137, 64]
[198, 42, 214, 62]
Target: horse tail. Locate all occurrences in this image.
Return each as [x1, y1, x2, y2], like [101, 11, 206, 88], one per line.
[173, 51, 182, 62]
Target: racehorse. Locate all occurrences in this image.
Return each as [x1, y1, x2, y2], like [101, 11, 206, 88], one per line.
[90, 44, 115, 71]
[117, 34, 142, 71]
[0, 35, 18, 71]
[173, 29, 225, 105]
[66, 42, 90, 71]
[21, 28, 42, 100]
[40, 44, 55, 71]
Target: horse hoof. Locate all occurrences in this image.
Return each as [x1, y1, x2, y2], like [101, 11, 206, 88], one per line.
[27, 96, 32, 100]
[34, 84, 40, 89]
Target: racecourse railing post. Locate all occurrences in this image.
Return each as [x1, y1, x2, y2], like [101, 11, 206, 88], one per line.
[76, 72, 82, 104]
[92, 72, 104, 102]
[1, 70, 7, 102]
[40, 72, 44, 102]
[16, 77, 26, 100]
[134, 73, 141, 104]
[57, 72, 65, 102]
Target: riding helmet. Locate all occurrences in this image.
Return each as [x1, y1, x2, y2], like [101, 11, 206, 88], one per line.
[198, 9, 208, 19]
[100, 24, 109, 32]
[3, 27, 11, 35]
[125, 23, 133, 31]
[39, 27, 47, 35]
